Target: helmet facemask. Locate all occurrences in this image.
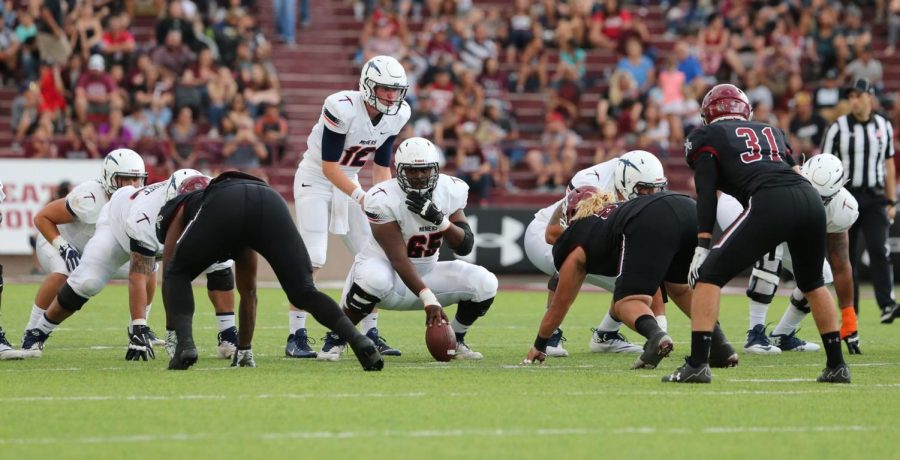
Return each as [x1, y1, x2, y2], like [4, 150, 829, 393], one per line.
[397, 163, 439, 196]
[364, 79, 408, 115]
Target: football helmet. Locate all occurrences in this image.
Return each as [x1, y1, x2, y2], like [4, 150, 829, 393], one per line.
[801, 153, 847, 202]
[700, 84, 753, 125]
[101, 149, 147, 195]
[360, 55, 408, 115]
[395, 137, 440, 195]
[561, 185, 599, 228]
[615, 150, 668, 200]
[165, 169, 203, 202]
[176, 174, 211, 196]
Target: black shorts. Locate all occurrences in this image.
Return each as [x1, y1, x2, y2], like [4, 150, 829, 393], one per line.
[699, 184, 826, 292]
[613, 195, 697, 301]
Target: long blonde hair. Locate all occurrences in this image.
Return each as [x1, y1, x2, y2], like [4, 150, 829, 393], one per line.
[572, 191, 617, 221]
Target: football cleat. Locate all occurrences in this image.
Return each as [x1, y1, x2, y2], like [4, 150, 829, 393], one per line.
[453, 341, 483, 360]
[167, 337, 198, 370]
[217, 326, 238, 359]
[231, 348, 257, 368]
[709, 342, 740, 368]
[816, 363, 851, 383]
[365, 327, 402, 356]
[770, 330, 820, 352]
[21, 328, 50, 359]
[743, 324, 781, 354]
[546, 328, 569, 357]
[0, 327, 24, 360]
[285, 328, 317, 358]
[165, 330, 177, 359]
[348, 335, 384, 371]
[662, 357, 712, 383]
[316, 332, 346, 361]
[146, 327, 165, 347]
[631, 331, 673, 369]
[880, 304, 898, 324]
[589, 329, 643, 353]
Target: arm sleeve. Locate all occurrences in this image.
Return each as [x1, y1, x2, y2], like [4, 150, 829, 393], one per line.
[373, 135, 396, 167]
[321, 127, 346, 163]
[693, 154, 719, 234]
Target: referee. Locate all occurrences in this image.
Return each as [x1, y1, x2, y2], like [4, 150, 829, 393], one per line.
[821, 77, 899, 323]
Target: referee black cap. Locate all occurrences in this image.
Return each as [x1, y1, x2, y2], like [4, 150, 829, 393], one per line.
[847, 77, 874, 95]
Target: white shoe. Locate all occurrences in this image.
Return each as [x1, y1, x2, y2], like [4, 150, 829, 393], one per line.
[743, 324, 782, 354]
[453, 342, 483, 360]
[216, 326, 238, 359]
[589, 329, 644, 353]
[770, 330, 821, 352]
[316, 332, 345, 361]
[0, 344, 24, 360]
[545, 328, 569, 357]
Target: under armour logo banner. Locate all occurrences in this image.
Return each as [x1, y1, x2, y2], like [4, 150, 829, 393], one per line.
[438, 209, 535, 273]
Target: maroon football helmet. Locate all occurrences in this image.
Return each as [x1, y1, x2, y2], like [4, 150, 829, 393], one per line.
[562, 185, 599, 227]
[177, 175, 211, 196]
[700, 84, 752, 125]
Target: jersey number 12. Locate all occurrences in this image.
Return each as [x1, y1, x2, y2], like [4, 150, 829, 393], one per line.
[340, 146, 375, 167]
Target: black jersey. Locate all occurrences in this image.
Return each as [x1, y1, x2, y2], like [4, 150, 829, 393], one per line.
[156, 190, 204, 244]
[552, 192, 693, 275]
[684, 120, 804, 206]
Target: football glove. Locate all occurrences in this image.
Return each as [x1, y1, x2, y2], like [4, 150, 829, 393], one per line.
[688, 246, 709, 288]
[125, 325, 156, 361]
[405, 193, 445, 227]
[843, 331, 861, 355]
[54, 238, 81, 272]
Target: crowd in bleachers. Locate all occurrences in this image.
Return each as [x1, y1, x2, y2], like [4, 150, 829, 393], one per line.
[357, 0, 900, 202]
[6, 0, 287, 182]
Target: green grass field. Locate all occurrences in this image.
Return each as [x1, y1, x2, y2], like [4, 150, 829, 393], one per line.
[1, 283, 898, 459]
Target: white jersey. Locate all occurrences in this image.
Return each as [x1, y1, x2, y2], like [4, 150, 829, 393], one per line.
[362, 174, 469, 265]
[825, 188, 859, 233]
[58, 180, 108, 252]
[534, 158, 619, 221]
[301, 90, 411, 177]
[107, 181, 169, 257]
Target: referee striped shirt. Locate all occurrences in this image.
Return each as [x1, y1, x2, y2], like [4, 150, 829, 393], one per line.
[821, 112, 895, 189]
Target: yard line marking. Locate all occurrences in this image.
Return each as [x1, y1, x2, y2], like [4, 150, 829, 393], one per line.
[728, 378, 812, 383]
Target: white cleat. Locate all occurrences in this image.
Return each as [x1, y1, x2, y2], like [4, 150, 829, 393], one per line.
[217, 341, 237, 359]
[453, 342, 483, 360]
[545, 328, 569, 357]
[743, 324, 782, 354]
[589, 329, 644, 353]
[316, 332, 345, 361]
[231, 348, 257, 367]
[770, 330, 821, 352]
[0, 344, 24, 360]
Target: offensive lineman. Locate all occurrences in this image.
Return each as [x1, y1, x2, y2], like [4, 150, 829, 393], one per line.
[322, 138, 498, 360]
[289, 55, 411, 359]
[0, 179, 24, 359]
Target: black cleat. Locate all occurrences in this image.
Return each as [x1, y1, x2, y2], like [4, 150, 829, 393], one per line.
[167, 338, 198, 370]
[662, 357, 712, 383]
[709, 342, 740, 368]
[631, 331, 673, 369]
[348, 335, 383, 371]
[881, 304, 898, 324]
[816, 363, 851, 383]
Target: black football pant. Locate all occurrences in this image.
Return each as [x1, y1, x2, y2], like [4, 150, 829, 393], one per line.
[849, 189, 896, 311]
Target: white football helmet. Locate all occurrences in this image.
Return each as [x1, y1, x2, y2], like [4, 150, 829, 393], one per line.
[615, 150, 668, 200]
[101, 148, 147, 195]
[360, 55, 408, 115]
[166, 169, 203, 201]
[395, 137, 440, 195]
[801, 153, 847, 202]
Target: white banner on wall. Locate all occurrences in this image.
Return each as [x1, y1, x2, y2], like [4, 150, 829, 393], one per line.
[0, 159, 102, 254]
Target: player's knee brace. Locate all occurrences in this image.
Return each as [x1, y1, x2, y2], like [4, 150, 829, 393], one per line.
[746, 255, 781, 304]
[547, 272, 560, 291]
[206, 267, 235, 291]
[452, 221, 475, 256]
[343, 282, 381, 316]
[456, 297, 494, 325]
[58, 282, 89, 312]
[789, 289, 811, 314]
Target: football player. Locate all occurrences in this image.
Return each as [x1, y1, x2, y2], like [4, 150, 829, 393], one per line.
[718, 153, 861, 354]
[0, 179, 24, 360]
[523, 189, 738, 369]
[665, 84, 849, 383]
[289, 55, 411, 359]
[21, 169, 238, 361]
[524, 151, 668, 357]
[159, 171, 383, 371]
[319, 137, 497, 361]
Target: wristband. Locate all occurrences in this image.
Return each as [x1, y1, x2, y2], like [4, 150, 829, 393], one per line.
[437, 216, 451, 232]
[351, 187, 365, 203]
[419, 288, 439, 307]
[888, 199, 897, 206]
[52, 236, 69, 251]
[698, 237, 711, 249]
[533, 335, 549, 353]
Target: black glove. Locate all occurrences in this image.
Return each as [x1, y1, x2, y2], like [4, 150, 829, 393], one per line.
[58, 244, 81, 272]
[405, 193, 444, 226]
[125, 325, 156, 361]
[843, 331, 861, 355]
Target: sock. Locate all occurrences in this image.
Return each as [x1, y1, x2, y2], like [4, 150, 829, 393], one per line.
[128, 318, 147, 334]
[360, 313, 378, 333]
[451, 318, 469, 342]
[748, 300, 769, 329]
[216, 312, 235, 332]
[36, 314, 59, 335]
[145, 304, 152, 322]
[634, 314, 663, 340]
[27, 305, 44, 330]
[821, 331, 844, 368]
[597, 310, 623, 332]
[655, 315, 668, 332]
[689, 331, 713, 366]
[840, 307, 858, 339]
[289, 310, 307, 334]
[772, 299, 808, 336]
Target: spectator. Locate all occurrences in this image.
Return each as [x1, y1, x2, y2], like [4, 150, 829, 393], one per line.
[460, 23, 497, 75]
[152, 29, 196, 78]
[845, 45, 883, 91]
[363, 17, 406, 61]
[437, 69, 484, 143]
[254, 103, 288, 162]
[222, 120, 268, 169]
[123, 105, 155, 140]
[478, 57, 509, 108]
[593, 117, 626, 164]
[515, 36, 548, 93]
[0, 16, 18, 83]
[788, 91, 828, 156]
[887, 0, 900, 56]
[28, 126, 57, 158]
[214, 9, 242, 67]
[476, 102, 521, 192]
[244, 63, 281, 116]
[74, 54, 119, 123]
[455, 123, 492, 205]
[505, 0, 536, 62]
[16, 7, 39, 81]
[423, 66, 455, 114]
[548, 63, 582, 122]
[206, 68, 237, 138]
[674, 39, 704, 94]
[70, 3, 101, 62]
[588, 0, 632, 51]
[221, 94, 253, 138]
[169, 106, 197, 168]
[424, 22, 457, 65]
[615, 37, 654, 93]
[743, 70, 773, 113]
[156, 0, 197, 50]
[100, 14, 136, 67]
[525, 112, 579, 191]
[556, 26, 586, 82]
[12, 82, 40, 146]
[98, 109, 133, 151]
[658, 55, 686, 144]
[38, 61, 65, 132]
[842, 4, 871, 57]
[697, 13, 733, 78]
[806, 4, 848, 78]
[814, 68, 843, 122]
[60, 124, 100, 159]
[636, 101, 670, 154]
[36, 0, 70, 66]
[273, 0, 297, 47]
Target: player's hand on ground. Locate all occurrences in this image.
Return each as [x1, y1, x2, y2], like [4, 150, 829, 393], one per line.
[522, 347, 546, 365]
[424, 304, 448, 327]
[843, 331, 861, 354]
[406, 193, 445, 226]
[58, 244, 82, 272]
[688, 247, 709, 288]
[125, 326, 156, 361]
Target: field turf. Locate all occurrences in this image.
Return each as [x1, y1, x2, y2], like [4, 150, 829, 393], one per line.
[1, 283, 898, 459]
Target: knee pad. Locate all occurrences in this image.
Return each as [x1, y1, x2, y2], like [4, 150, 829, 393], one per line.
[343, 282, 381, 316]
[206, 268, 235, 291]
[547, 272, 559, 291]
[789, 288, 811, 314]
[456, 297, 494, 325]
[746, 254, 781, 304]
[73, 276, 106, 299]
[58, 282, 89, 312]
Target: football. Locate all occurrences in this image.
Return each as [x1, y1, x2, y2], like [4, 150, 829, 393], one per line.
[425, 323, 457, 362]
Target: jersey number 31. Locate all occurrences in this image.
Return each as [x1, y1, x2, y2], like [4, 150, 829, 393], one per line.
[735, 127, 782, 164]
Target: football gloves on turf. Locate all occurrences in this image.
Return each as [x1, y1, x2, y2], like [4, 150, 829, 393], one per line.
[406, 193, 444, 227]
[688, 246, 709, 288]
[58, 243, 81, 272]
[843, 331, 861, 355]
[126, 325, 156, 361]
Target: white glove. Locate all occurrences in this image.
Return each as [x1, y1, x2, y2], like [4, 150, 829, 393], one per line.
[689, 246, 709, 288]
